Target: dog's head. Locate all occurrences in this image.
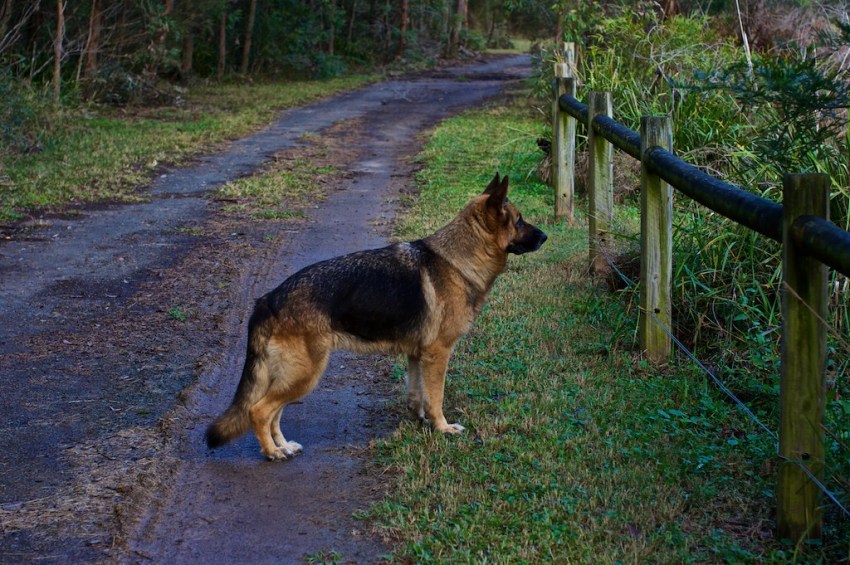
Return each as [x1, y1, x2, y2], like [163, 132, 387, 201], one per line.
[482, 173, 548, 255]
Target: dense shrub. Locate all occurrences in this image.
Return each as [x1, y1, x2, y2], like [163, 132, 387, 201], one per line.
[0, 73, 48, 156]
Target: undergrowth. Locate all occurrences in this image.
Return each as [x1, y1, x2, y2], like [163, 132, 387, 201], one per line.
[533, 11, 850, 545]
[365, 92, 848, 562]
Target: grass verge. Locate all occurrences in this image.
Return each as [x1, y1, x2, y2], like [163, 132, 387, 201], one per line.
[365, 92, 848, 562]
[0, 75, 376, 221]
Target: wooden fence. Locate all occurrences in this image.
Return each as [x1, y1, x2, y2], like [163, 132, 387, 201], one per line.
[550, 47, 850, 544]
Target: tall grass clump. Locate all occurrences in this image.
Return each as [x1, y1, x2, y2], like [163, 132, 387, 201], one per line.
[0, 72, 51, 157]
[533, 9, 850, 542]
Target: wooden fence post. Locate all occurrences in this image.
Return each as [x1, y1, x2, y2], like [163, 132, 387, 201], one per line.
[639, 116, 673, 361]
[588, 90, 614, 275]
[551, 65, 575, 222]
[778, 173, 829, 542]
[562, 41, 576, 78]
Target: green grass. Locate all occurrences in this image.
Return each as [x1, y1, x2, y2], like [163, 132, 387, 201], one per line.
[215, 156, 335, 220]
[485, 38, 532, 55]
[366, 93, 848, 562]
[0, 75, 376, 221]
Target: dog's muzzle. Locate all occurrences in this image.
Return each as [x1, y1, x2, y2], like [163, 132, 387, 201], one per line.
[507, 227, 547, 255]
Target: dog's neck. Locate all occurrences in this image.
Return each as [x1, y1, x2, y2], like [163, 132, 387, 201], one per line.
[422, 215, 507, 294]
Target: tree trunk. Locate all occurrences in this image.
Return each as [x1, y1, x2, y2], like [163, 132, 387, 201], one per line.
[447, 0, 466, 58]
[327, 0, 335, 56]
[82, 0, 102, 82]
[53, 0, 64, 104]
[662, 0, 678, 19]
[397, 0, 408, 57]
[486, 5, 496, 47]
[347, 0, 357, 44]
[182, 23, 194, 77]
[157, 0, 175, 48]
[555, 2, 563, 42]
[240, 0, 257, 75]
[146, 0, 174, 77]
[217, 9, 226, 80]
[0, 0, 13, 42]
[383, 0, 390, 57]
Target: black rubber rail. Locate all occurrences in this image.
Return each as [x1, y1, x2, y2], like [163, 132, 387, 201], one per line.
[557, 93, 587, 123]
[591, 115, 641, 159]
[644, 146, 784, 242]
[558, 93, 850, 277]
[790, 215, 850, 278]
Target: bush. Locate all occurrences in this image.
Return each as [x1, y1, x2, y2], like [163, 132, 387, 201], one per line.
[309, 53, 347, 79]
[460, 28, 487, 52]
[0, 73, 48, 155]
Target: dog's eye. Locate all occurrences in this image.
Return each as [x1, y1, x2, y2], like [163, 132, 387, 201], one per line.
[515, 215, 525, 228]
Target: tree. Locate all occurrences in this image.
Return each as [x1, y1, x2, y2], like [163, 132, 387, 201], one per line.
[218, 5, 227, 80]
[240, 0, 257, 74]
[447, 0, 466, 58]
[326, 0, 336, 56]
[0, 0, 12, 43]
[81, 0, 103, 83]
[180, 2, 199, 77]
[397, 0, 408, 57]
[53, 0, 64, 104]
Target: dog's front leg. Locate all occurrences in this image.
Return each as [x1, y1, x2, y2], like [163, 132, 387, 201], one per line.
[420, 345, 464, 434]
[406, 355, 426, 421]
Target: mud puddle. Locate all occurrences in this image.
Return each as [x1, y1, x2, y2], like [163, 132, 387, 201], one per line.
[0, 54, 530, 563]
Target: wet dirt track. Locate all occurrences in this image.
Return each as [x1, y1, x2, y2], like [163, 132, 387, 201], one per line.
[0, 54, 530, 563]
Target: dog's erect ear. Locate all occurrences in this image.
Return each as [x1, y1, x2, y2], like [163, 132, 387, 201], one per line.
[483, 172, 501, 195]
[484, 173, 509, 207]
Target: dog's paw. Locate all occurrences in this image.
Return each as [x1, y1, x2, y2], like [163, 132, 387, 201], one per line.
[407, 401, 426, 421]
[282, 441, 303, 457]
[264, 448, 287, 461]
[263, 442, 302, 461]
[438, 423, 465, 434]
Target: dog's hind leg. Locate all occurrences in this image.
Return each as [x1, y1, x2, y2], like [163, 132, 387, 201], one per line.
[269, 406, 302, 455]
[420, 345, 464, 434]
[249, 336, 329, 460]
[406, 355, 426, 421]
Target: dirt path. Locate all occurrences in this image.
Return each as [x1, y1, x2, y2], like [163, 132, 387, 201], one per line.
[0, 55, 529, 563]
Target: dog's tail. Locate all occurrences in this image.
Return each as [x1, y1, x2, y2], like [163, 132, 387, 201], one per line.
[205, 298, 274, 449]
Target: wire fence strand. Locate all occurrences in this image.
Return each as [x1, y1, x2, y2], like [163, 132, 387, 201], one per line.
[596, 245, 850, 519]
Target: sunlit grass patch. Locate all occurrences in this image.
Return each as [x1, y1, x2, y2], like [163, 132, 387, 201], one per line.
[0, 74, 376, 221]
[214, 154, 336, 220]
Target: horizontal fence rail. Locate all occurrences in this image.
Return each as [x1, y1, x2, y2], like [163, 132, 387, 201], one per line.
[557, 92, 850, 277]
[645, 147, 783, 242]
[552, 79, 850, 547]
[789, 215, 850, 277]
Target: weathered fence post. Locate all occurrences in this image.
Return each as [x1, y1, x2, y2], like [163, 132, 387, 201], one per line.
[588, 90, 614, 275]
[778, 173, 829, 542]
[562, 41, 576, 78]
[639, 117, 673, 361]
[551, 64, 575, 221]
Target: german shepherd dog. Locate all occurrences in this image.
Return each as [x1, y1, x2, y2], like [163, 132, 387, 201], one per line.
[206, 173, 547, 460]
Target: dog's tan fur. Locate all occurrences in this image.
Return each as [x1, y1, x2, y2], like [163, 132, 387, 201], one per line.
[206, 173, 547, 460]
